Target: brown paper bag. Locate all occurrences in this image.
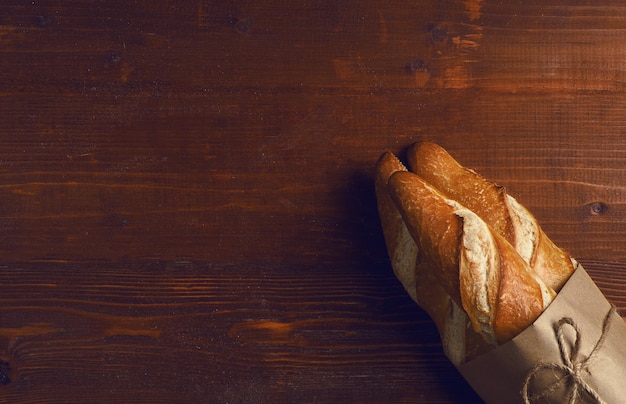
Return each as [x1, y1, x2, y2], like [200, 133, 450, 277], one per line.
[458, 265, 626, 403]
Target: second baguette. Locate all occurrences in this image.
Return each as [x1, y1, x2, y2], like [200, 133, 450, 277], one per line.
[388, 170, 555, 344]
[406, 142, 575, 291]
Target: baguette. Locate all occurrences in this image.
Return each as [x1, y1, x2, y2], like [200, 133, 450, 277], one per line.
[406, 142, 575, 291]
[375, 152, 420, 303]
[375, 152, 491, 364]
[387, 170, 555, 344]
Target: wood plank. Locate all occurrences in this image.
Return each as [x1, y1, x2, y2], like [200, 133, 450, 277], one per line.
[0, 264, 480, 402]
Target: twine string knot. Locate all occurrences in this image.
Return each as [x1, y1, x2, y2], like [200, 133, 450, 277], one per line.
[521, 306, 616, 404]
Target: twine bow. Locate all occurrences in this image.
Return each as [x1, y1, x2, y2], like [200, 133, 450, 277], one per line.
[521, 306, 616, 404]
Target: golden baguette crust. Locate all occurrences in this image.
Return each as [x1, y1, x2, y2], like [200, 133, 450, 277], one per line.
[407, 141, 575, 291]
[388, 170, 554, 344]
[387, 170, 464, 305]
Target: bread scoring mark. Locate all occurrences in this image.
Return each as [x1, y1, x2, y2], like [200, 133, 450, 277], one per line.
[448, 201, 498, 345]
[505, 194, 554, 308]
[505, 194, 537, 265]
[392, 222, 418, 301]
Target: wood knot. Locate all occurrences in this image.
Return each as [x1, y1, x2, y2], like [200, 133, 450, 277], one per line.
[588, 202, 608, 215]
[232, 17, 252, 34]
[405, 58, 427, 73]
[34, 15, 54, 28]
[104, 51, 122, 66]
[0, 360, 11, 385]
[429, 26, 447, 42]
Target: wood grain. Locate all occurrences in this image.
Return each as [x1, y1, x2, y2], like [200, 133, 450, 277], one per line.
[0, 263, 480, 402]
[1, 0, 626, 402]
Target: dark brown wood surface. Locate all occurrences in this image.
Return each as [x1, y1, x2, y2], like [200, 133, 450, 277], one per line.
[1, 1, 626, 402]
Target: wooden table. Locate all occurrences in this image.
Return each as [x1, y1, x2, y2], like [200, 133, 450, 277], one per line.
[1, 1, 625, 402]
